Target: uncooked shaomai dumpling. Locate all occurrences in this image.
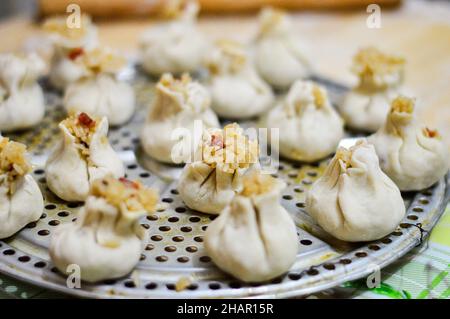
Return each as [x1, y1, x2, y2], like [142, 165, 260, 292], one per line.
[338, 47, 406, 132]
[50, 176, 158, 282]
[254, 7, 310, 90]
[141, 73, 219, 164]
[178, 123, 259, 214]
[206, 39, 274, 119]
[205, 172, 299, 282]
[306, 139, 405, 242]
[263, 80, 344, 162]
[140, 0, 208, 76]
[368, 96, 449, 191]
[0, 137, 44, 239]
[45, 112, 124, 202]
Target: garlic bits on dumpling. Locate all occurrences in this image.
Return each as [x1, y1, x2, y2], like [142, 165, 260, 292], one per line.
[368, 96, 449, 191]
[0, 53, 46, 132]
[63, 47, 135, 126]
[0, 137, 44, 239]
[306, 140, 405, 242]
[50, 176, 158, 282]
[140, 0, 208, 76]
[45, 112, 124, 202]
[43, 14, 98, 90]
[263, 80, 344, 162]
[205, 172, 298, 282]
[206, 39, 274, 119]
[254, 7, 310, 90]
[338, 47, 406, 132]
[178, 123, 259, 215]
[141, 73, 219, 164]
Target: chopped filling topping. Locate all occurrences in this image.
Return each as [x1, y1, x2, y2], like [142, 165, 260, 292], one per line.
[61, 112, 99, 162]
[78, 47, 126, 75]
[423, 127, 440, 139]
[68, 47, 84, 61]
[352, 47, 404, 86]
[91, 176, 158, 213]
[0, 138, 32, 193]
[335, 147, 352, 169]
[43, 14, 93, 40]
[201, 123, 259, 174]
[391, 96, 414, 114]
[241, 172, 277, 197]
[312, 85, 325, 108]
[207, 40, 247, 75]
[259, 7, 285, 35]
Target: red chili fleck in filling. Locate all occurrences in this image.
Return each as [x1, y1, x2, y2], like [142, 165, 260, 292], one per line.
[77, 112, 96, 129]
[68, 47, 84, 61]
[119, 177, 140, 189]
[210, 135, 224, 148]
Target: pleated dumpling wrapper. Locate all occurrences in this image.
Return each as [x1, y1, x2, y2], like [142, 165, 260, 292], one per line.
[368, 96, 449, 191]
[263, 80, 344, 162]
[179, 123, 259, 215]
[306, 140, 405, 242]
[63, 47, 135, 126]
[46, 112, 125, 202]
[141, 73, 219, 164]
[140, 0, 208, 76]
[0, 137, 44, 239]
[254, 7, 310, 90]
[206, 39, 274, 119]
[43, 14, 98, 90]
[0, 53, 46, 132]
[50, 176, 159, 282]
[205, 172, 299, 282]
[338, 47, 406, 132]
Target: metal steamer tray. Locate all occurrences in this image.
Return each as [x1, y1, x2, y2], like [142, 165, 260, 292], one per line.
[0, 68, 448, 299]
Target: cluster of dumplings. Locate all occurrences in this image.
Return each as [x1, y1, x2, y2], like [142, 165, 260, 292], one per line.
[0, 0, 448, 285]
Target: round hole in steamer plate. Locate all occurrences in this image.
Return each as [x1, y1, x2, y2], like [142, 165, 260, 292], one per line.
[165, 246, 177, 253]
[34, 169, 45, 175]
[302, 180, 312, 185]
[45, 204, 56, 210]
[323, 263, 336, 270]
[307, 268, 319, 276]
[67, 202, 80, 208]
[229, 282, 241, 289]
[181, 226, 192, 233]
[141, 224, 150, 229]
[201, 226, 208, 231]
[147, 215, 158, 221]
[48, 220, 60, 226]
[3, 249, 15, 256]
[368, 244, 380, 251]
[151, 235, 163, 242]
[26, 222, 37, 229]
[168, 217, 179, 223]
[307, 171, 318, 177]
[124, 281, 136, 288]
[156, 255, 168, 262]
[166, 284, 175, 290]
[392, 231, 403, 236]
[407, 215, 419, 221]
[186, 246, 198, 253]
[139, 172, 150, 178]
[189, 217, 201, 223]
[199, 256, 211, 263]
[40, 213, 47, 219]
[296, 202, 306, 208]
[145, 283, 158, 290]
[162, 198, 173, 203]
[140, 254, 146, 261]
[193, 236, 203, 243]
[355, 252, 367, 258]
[419, 198, 429, 205]
[175, 207, 187, 213]
[170, 189, 179, 195]
[381, 238, 392, 244]
[177, 256, 190, 263]
[103, 279, 117, 285]
[293, 188, 303, 193]
[288, 273, 302, 281]
[413, 207, 424, 213]
[38, 230, 50, 236]
[400, 223, 412, 229]
[300, 239, 312, 246]
[209, 215, 217, 221]
[159, 226, 171, 232]
[209, 283, 221, 290]
[145, 244, 154, 251]
[34, 261, 46, 268]
[172, 236, 184, 242]
[340, 259, 352, 265]
[282, 195, 293, 200]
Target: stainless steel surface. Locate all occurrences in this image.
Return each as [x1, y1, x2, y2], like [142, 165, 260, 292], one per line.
[0, 70, 448, 298]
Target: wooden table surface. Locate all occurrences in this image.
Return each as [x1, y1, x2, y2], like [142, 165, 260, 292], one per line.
[0, 0, 449, 147]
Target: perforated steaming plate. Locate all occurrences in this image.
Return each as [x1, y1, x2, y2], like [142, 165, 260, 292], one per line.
[0, 70, 448, 299]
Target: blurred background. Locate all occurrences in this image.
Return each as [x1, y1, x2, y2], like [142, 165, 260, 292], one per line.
[0, 0, 449, 145]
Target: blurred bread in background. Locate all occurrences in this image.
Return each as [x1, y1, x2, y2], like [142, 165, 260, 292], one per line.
[38, 0, 401, 18]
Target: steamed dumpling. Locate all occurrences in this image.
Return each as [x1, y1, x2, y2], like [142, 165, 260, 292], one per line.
[50, 176, 158, 282]
[178, 123, 259, 214]
[368, 96, 449, 191]
[46, 112, 125, 202]
[43, 14, 98, 90]
[206, 39, 274, 119]
[0, 53, 45, 132]
[205, 172, 299, 282]
[254, 7, 310, 89]
[141, 73, 219, 164]
[63, 47, 135, 126]
[263, 80, 344, 162]
[0, 137, 44, 239]
[338, 47, 406, 132]
[140, 0, 208, 76]
[306, 140, 405, 242]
